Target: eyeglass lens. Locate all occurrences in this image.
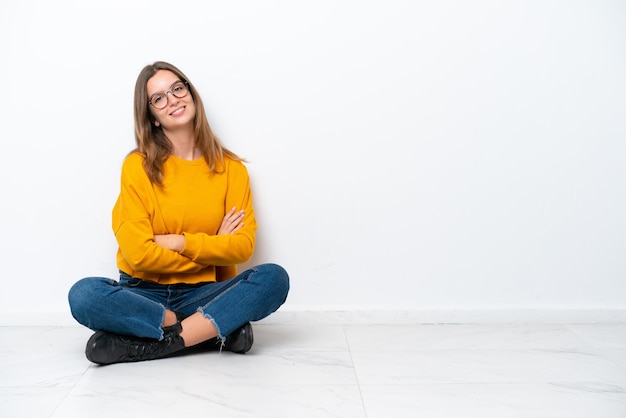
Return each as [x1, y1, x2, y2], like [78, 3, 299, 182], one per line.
[149, 81, 188, 109]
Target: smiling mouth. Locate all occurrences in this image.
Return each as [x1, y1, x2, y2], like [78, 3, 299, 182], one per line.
[170, 106, 185, 116]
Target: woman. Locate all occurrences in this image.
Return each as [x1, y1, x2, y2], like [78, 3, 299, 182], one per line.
[68, 61, 289, 365]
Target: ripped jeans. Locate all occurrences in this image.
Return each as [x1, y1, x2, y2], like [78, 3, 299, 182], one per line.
[68, 263, 289, 341]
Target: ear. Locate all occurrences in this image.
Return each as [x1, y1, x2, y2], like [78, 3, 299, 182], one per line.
[154, 121, 160, 127]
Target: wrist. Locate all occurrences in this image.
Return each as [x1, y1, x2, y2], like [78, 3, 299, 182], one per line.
[176, 233, 186, 252]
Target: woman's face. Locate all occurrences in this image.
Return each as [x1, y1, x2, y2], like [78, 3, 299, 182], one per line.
[146, 70, 196, 131]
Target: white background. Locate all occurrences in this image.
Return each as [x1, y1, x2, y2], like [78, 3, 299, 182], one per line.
[0, 0, 624, 322]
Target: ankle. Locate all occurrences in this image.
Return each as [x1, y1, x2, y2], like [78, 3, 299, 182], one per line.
[162, 310, 178, 327]
[179, 313, 219, 347]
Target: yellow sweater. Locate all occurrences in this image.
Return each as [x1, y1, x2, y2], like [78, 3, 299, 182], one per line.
[112, 152, 257, 285]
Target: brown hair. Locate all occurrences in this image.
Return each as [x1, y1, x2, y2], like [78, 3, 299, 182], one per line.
[133, 61, 241, 186]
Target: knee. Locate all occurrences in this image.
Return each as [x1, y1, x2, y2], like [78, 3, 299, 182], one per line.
[68, 277, 93, 307]
[257, 263, 290, 299]
[68, 277, 113, 318]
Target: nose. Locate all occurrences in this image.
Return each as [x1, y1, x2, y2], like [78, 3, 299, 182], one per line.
[166, 91, 179, 106]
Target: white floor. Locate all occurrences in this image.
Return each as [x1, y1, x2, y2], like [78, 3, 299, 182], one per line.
[2, 322, 626, 417]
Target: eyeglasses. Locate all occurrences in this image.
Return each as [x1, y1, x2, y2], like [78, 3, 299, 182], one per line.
[148, 80, 189, 109]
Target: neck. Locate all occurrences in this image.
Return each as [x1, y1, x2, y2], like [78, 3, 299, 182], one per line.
[163, 126, 197, 160]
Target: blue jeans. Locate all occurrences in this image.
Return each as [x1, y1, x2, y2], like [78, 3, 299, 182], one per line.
[68, 263, 289, 341]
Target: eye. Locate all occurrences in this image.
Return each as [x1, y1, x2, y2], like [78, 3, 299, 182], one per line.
[152, 95, 164, 105]
[173, 84, 184, 93]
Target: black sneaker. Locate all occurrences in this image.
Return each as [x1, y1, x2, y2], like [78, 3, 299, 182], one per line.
[224, 322, 254, 354]
[85, 324, 185, 365]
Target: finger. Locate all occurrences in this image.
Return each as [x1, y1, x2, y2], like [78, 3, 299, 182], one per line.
[227, 211, 244, 224]
[224, 213, 243, 227]
[224, 209, 242, 220]
[232, 222, 244, 233]
[222, 209, 238, 222]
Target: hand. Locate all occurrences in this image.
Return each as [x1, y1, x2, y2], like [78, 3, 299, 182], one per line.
[154, 234, 185, 252]
[218, 207, 245, 235]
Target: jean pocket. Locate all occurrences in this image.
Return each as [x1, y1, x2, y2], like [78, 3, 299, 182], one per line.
[119, 273, 143, 288]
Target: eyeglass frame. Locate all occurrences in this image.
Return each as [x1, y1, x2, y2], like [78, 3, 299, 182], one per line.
[148, 80, 190, 109]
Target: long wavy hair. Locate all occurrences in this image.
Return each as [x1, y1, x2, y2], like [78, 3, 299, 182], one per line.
[133, 61, 241, 186]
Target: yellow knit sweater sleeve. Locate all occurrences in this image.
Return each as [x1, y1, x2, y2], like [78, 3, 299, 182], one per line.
[179, 159, 257, 266]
